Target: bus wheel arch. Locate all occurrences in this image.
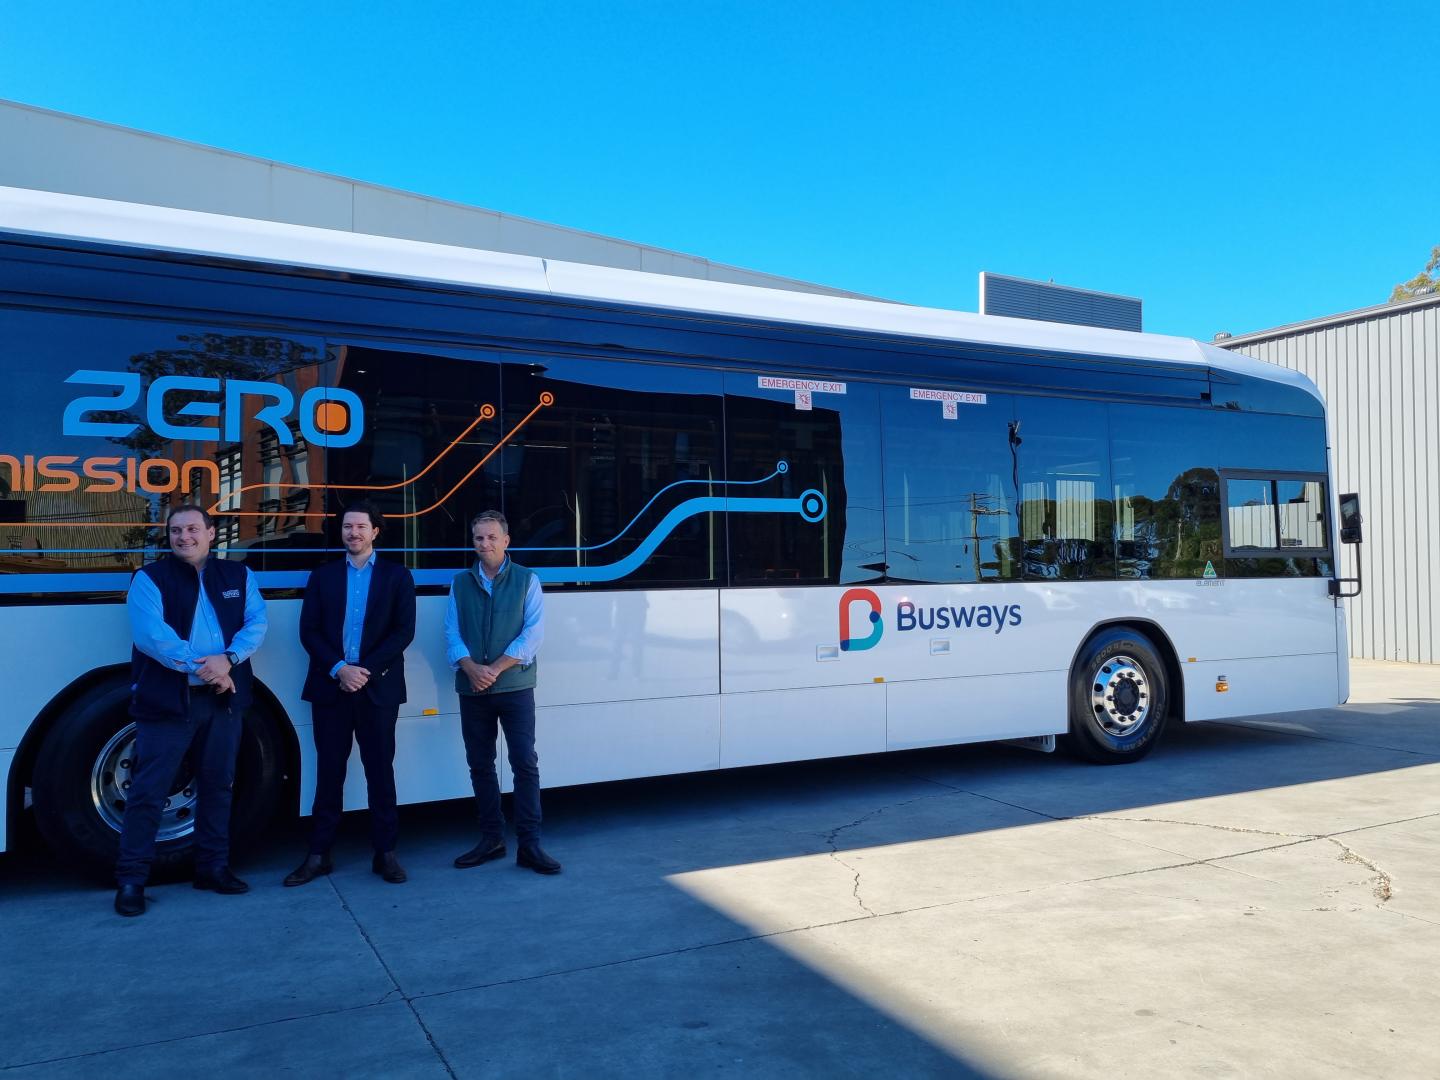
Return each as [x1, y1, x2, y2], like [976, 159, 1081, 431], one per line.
[26, 669, 297, 879]
[1062, 620, 1180, 764]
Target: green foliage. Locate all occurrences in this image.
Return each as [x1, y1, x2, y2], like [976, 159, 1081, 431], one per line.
[1390, 245, 1440, 303]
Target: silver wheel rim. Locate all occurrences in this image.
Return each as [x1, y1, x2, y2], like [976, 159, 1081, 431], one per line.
[1090, 654, 1151, 738]
[90, 723, 197, 841]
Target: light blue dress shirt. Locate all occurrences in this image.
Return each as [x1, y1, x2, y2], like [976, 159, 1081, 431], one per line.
[443, 557, 545, 669]
[330, 552, 376, 678]
[128, 562, 268, 685]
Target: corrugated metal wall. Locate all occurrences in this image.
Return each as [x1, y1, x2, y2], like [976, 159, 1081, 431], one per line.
[1223, 298, 1440, 663]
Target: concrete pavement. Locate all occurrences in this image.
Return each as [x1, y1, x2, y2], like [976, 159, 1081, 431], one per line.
[1, 659, 1437, 1078]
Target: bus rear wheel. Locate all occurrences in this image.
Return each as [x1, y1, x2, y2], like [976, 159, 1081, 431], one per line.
[31, 675, 285, 880]
[1063, 627, 1170, 764]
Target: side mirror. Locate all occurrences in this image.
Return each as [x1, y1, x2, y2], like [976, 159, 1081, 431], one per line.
[1339, 492, 1363, 545]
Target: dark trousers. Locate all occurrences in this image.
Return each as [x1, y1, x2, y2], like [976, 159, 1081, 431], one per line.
[115, 693, 241, 886]
[459, 688, 541, 843]
[308, 695, 400, 855]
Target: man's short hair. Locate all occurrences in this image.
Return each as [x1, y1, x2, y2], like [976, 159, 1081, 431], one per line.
[470, 510, 508, 534]
[342, 500, 383, 531]
[165, 503, 214, 529]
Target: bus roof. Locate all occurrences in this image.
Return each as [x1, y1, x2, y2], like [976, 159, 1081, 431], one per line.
[0, 185, 1320, 404]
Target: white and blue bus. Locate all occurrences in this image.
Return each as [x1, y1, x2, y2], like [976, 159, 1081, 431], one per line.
[0, 187, 1360, 873]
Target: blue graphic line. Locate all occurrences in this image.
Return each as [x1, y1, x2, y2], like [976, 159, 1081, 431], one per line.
[532, 489, 826, 585]
[515, 462, 789, 555]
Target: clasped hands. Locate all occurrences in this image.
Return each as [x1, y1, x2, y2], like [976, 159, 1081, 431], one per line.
[335, 664, 372, 693]
[195, 654, 236, 695]
[457, 656, 502, 693]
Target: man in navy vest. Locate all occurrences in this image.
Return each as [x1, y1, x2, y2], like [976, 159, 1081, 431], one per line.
[285, 501, 416, 886]
[445, 510, 560, 874]
[114, 504, 268, 916]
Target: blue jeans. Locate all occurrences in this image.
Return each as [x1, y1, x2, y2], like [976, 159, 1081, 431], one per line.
[459, 688, 541, 843]
[115, 693, 242, 885]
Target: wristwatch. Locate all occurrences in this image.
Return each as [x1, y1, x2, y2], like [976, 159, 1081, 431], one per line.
[224, 650, 239, 666]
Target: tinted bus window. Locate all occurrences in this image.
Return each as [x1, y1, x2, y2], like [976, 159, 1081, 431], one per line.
[0, 306, 329, 578]
[882, 387, 1019, 583]
[1111, 404, 1223, 579]
[326, 343, 502, 571]
[725, 375, 883, 585]
[501, 357, 724, 589]
[1215, 413, 1331, 579]
[1014, 397, 1114, 580]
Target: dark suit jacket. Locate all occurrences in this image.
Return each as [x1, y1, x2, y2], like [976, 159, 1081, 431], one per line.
[300, 555, 417, 708]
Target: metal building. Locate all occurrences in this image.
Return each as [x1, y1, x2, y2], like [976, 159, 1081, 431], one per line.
[0, 98, 871, 300]
[1217, 293, 1440, 663]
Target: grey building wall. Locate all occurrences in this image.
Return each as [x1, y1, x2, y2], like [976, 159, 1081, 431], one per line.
[1218, 294, 1440, 663]
[0, 98, 874, 300]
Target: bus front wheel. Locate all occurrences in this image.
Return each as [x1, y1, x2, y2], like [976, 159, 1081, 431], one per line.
[1063, 627, 1170, 764]
[30, 676, 286, 880]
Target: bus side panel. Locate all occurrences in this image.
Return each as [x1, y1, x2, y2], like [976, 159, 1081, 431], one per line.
[0, 748, 12, 852]
[541, 696, 721, 787]
[885, 670, 1067, 751]
[1182, 653, 1340, 722]
[719, 683, 885, 768]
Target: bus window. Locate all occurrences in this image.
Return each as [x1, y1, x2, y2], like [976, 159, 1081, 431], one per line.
[881, 386, 1018, 583]
[0, 307, 329, 580]
[1014, 397, 1114, 580]
[501, 357, 725, 589]
[326, 344, 503, 571]
[725, 375, 883, 586]
[1110, 404, 1223, 579]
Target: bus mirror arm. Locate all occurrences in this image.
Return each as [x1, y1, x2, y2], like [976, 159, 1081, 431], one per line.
[1330, 492, 1363, 598]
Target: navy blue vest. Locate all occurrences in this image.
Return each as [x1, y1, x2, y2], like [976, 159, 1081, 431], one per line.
[129, 555, 254, 721]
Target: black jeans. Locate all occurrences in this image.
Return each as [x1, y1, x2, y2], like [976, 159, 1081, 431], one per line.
[459, 688, 540, 843]
[308, 695, 400, 855]
[115, 693, 242, 885]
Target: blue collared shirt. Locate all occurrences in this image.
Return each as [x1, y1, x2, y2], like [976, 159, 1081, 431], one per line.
[444, 557, 544, 669]
[128, 561, 268, 685]
[330, 552, 376, 678]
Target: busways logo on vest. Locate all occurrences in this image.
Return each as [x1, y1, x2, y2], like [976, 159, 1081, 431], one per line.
[837, 589, 1024, 653]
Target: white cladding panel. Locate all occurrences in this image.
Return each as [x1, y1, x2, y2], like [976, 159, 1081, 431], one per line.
[720, 580, 1338, 697]
[886, 670, 1067, 750]
[720, 684, 886, 768]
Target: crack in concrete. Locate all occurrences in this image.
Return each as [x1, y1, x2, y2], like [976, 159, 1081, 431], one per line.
[1068, 814, 1410, 904]
[326, 876, 459, 1079]
[819, 790, 959, 917]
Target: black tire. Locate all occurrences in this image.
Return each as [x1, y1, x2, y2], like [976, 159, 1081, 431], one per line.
[30, 674, 286, 880]
[1062, 626, 1171, 764]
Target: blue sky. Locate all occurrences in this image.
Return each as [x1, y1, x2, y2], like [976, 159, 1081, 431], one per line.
[3, 2, 1436, 340]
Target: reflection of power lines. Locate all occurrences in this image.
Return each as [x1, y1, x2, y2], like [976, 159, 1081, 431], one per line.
[965, 492, 1010, 580]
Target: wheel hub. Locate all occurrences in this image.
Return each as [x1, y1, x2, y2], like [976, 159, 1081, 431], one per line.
[91, 723, 198, 840]
[1090, 655, 1151, 738]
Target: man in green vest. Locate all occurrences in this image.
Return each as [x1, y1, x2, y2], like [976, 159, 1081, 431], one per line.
[444, 510, 560, 874]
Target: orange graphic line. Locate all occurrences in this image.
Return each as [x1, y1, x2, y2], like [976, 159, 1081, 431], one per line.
[384, 394, 552, 521]
[4, 396, 553, 529]
[208, 403, 499, 514]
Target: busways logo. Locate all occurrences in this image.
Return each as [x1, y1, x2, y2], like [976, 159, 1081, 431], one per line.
[839, 588, 884, 651]
[0, 371, 364, 497]
[837, 589, 1023, 654]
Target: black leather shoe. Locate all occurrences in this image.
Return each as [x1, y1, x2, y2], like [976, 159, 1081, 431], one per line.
[283, 853, 333, 887]
[193, 866, 250, 894]
[517, 843, 561, 875]
[372, 851, 407, 884]
[114, 884, 146, 917]
[454, 837, 506, 869]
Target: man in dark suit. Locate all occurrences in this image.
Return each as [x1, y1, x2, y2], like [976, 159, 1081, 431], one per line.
[285, 501, 416, 886]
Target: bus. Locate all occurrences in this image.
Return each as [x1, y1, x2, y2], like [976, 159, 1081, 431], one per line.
[0, 186, 1359, 874]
